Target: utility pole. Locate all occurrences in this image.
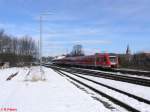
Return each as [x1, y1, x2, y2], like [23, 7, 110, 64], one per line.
[39, 12, 52, 80]
[0, 40, 2, 53]
[40, 15, 42, 74]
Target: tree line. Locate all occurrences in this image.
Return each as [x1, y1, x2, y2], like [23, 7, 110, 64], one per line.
[0, 29, 38, 66]
[119, 52, 150, 70]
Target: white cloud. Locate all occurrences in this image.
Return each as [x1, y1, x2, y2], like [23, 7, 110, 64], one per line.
[44, 39, 112, 46]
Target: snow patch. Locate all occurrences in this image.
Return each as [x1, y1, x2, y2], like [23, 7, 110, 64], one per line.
[0, 66, 107, 112]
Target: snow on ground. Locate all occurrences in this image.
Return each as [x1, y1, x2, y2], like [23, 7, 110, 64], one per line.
[116, 68, 150, 73]
[118, 73, 150, 80]
[0, 67, 21, 80]
[0, 66, 112, 112]
[71, 67, 150, 80]
[75, 73, 150, 100]
[60, 70, 150, 112]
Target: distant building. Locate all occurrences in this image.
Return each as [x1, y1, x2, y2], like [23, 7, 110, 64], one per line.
[140, 52, 150, 57]
[0, 62, 9, 69]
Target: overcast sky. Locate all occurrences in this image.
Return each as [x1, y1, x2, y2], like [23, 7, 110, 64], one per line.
[0, 0, 150, 56]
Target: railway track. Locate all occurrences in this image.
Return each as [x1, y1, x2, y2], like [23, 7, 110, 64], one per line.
[49, 65, 150, 87]
[112, 69, 150, 77]
[47, 64, 150, 77]
[52, 67, 150, 112]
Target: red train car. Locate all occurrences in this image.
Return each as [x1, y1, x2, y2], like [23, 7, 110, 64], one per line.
[53, 53, 118, 68]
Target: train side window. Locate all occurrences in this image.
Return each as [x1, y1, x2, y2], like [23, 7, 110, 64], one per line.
[96, 58, 100, 62]
[104, 57, 107, 62]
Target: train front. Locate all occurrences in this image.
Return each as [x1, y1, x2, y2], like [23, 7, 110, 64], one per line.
[109, 55, 118, 68]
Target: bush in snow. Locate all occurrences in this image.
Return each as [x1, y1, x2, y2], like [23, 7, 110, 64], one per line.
[31, 74, 41, 82]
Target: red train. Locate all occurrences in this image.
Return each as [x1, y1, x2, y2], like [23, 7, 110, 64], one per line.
[52, 53, 118, 68]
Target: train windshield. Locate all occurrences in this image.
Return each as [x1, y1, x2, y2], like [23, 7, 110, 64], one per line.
[109, 56, 116, 63]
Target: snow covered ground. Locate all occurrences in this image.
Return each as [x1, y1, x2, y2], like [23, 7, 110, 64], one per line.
[71, 67, 150, 80]
[75, 73, 150, 100]
[116, 68, 150, 73]
[60, 70, 150, 112]
[0, 66, 113, 112]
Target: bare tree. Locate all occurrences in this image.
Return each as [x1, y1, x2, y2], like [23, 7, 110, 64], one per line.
[0, 29, 38, 66]
[71, 44, 84, 56]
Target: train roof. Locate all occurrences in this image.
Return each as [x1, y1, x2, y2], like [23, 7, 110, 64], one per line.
[53, 53, 112, 61]
[52, 55, 66, 60]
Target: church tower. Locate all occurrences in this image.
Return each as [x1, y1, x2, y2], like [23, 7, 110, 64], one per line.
[126, 44, 131, 55]
[126, 44, 132, 62]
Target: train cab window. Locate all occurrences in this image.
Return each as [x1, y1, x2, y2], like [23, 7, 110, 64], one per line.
[109, 56, 116, 63]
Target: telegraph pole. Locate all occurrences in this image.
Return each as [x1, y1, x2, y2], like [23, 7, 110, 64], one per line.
[39, 12, 52, 80]
[40, 15, 42, 74]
